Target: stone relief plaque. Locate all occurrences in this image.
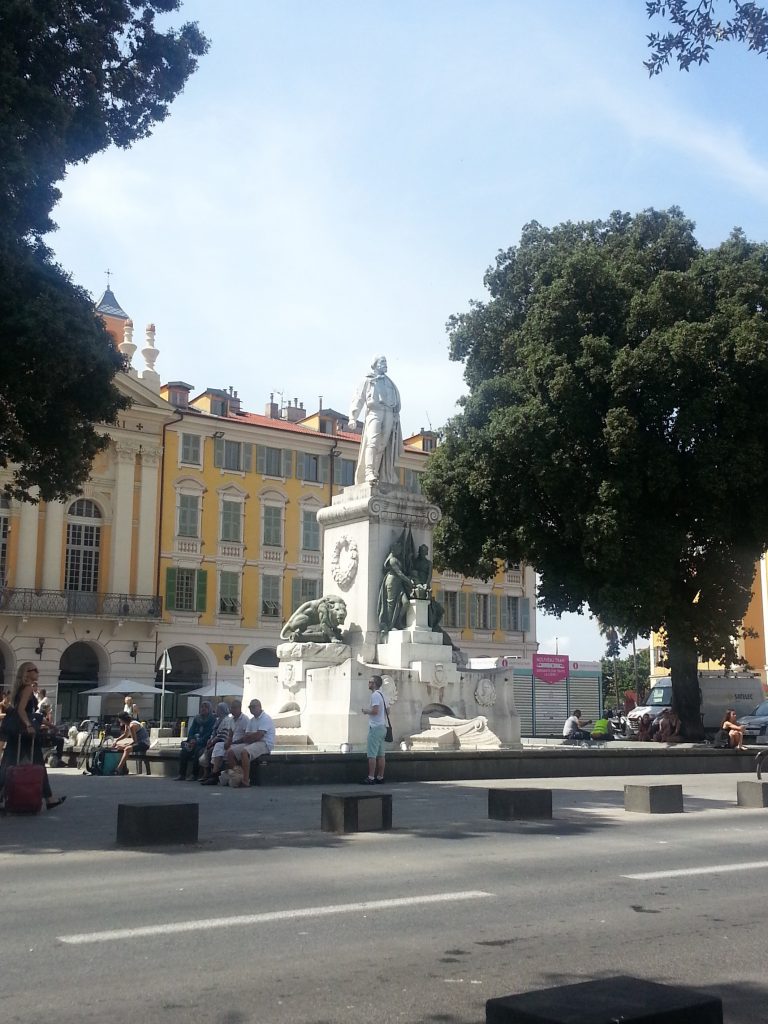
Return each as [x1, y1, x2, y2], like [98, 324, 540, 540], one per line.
[330, 535, 359, 590]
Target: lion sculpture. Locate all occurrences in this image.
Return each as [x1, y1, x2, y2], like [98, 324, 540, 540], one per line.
[279, 595, 348, 644]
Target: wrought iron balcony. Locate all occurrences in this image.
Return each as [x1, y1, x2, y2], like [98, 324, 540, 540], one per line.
[0, 589, 162, 620]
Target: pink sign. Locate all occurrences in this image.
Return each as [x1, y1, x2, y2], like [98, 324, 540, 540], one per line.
[533, 653, 570, 684]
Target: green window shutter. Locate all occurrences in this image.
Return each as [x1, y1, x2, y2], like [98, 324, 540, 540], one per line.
[256, 445, 266, 474]
[244, 444, 253, 473]
[195, 570, 208, 612]
[499, 595, 509, 631]
[296, 452, 306, 480]
[291, 577, 302, 613]
[282, 449, 293, 478]
[489, 594, 498, 630]
[319, 455, 330, 483]
[213, 437, 224, 468]
[458, 591, 467, 628]
[165, 567, 177, 612]
[520, 597, 531, 633]
[469, 594, 477, 629]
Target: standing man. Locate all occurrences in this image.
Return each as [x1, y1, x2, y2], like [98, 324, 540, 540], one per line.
[229, 698, 275, 787]
[348, 355, 402, 486]
[361, 675, 387, 784]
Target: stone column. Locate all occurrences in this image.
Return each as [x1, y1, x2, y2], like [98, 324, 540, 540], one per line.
[15, 488, 40, 588]
[109, 444, 137, 595]
[41, 500, 66, 590]
[135, 447, 162, 596]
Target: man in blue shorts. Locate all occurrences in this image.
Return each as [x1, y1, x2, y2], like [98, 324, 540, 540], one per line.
[361, 674, 387, 784]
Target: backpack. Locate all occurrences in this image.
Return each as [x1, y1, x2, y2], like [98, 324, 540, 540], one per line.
[713, 728, 731, 749]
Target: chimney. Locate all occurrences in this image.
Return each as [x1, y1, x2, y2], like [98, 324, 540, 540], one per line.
[265, 392, 279, 418]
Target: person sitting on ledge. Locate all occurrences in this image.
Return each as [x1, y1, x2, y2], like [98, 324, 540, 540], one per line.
[227, 698, 275, 788]
[197, 702, 231, 782]
[201, 699, 249, 786]
[114, 712, 150, 775]
[590, 711, 613, 741]
[562, 709, 591, 741]
[175, 701, 215, 781]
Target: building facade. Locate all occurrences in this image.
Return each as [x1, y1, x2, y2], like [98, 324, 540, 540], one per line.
[1, 288, 537, 722]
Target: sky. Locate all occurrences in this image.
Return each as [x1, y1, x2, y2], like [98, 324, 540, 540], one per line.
[49, 1, 768, 660]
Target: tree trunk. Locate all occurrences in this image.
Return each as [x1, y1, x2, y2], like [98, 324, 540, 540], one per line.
[666, 628, 703, 740]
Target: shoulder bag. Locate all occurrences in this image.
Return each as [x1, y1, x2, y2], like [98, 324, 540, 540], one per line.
[383, 696, 393, 743]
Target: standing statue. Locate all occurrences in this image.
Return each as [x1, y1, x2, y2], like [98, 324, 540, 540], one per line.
[410, 543, 444, 632]
[348, 355, 403, 486]
[377, 538, 413, 635]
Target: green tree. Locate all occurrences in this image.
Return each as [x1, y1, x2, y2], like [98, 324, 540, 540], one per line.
[601, 647, 651, 708]
[423, 208, 768, 739]
[646, 1, 768, 74]
[0, 0, 208, 500]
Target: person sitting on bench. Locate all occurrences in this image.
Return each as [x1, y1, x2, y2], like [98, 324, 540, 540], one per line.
[114, 712, 150, 774]
[227, 698, 275, 788]
[563, 709, 592, 741]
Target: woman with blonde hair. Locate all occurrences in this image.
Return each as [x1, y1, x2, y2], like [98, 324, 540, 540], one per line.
[0, 662, 65, 810]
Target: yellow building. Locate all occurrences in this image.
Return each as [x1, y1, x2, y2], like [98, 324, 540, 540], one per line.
[0, 288, 176, 719]
[154, 385, 537, 715]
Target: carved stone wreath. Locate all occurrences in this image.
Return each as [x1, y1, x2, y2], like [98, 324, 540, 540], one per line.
[330, 535, 359, 590]
[474, 678, 497, 707]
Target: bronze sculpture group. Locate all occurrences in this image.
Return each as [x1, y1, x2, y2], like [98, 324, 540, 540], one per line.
[377, 528, 443, 636]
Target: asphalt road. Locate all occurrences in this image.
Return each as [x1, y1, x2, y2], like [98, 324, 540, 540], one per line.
[2, 770, 767, 1024]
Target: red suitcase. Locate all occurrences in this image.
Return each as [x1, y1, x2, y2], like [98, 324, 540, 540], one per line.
[4, 737, 44, 814]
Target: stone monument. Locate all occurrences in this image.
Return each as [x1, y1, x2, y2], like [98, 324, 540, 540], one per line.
[243, 356, 521, 751]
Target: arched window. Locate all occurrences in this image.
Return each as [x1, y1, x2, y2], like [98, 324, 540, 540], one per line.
[65, 499, 102, 597]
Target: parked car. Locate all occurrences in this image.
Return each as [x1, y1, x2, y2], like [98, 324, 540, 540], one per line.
[737, 700, 768, 745]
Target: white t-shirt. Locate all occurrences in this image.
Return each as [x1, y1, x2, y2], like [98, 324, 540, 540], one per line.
[368, 689, 386, 728]
[563, 714, 581, 738]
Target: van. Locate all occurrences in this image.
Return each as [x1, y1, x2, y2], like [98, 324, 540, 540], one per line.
[626, 674, 764, 736]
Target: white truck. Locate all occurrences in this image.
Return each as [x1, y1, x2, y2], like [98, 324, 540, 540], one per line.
[626, 674, 764, 736]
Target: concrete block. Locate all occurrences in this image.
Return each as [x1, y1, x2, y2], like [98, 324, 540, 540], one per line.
[486, 974, 722, 1023]
[321, 791, 392, 833]
[624, 784, 683, 814]
[116, 802, 199, 846]
[737, 780, 768, 807]
[489, 788, 552, 821]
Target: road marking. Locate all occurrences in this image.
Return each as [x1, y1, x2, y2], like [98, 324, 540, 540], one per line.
[58, 890, 492, 945]
[623, 860, 768, 880]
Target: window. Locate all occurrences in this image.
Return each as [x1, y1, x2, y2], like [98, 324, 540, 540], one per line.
[165, 568, 207, 612]
[473, 593, 490, 630]
[500, 596, 530, 632]
[220, 500, 241, 542]
[178, 494, 200, 537]
[296, 452, 329, 483]
[65, 499, 101, 593]
[263, 506, 282, 546]
[403, 469, 422, 493]
[339, 458, 356, 486]
[256, 446, 293, 478]
[219, 571, 240, 615]
[301, 509, 320, 551]
[443, 592, 458, 628]
[213, 438, 253, 473]
[423, 437, 435, 452]
[291, 576, 319, 612]
[211, 399, 227, 416]
[261, 574, 281, 617]
[180, 434, 201, 465]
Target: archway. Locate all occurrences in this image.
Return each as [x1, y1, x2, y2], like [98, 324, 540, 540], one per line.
[420, 702, 456, 731]
[247, 647, 279, 668]
[58, 641, 101, 722]
[154, 645, 206, 721]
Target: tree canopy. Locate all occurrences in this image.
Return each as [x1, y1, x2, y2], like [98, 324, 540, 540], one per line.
[0, 0, 208, 500]
[646, 1, 768, 74]
[423, 208, 768, 737]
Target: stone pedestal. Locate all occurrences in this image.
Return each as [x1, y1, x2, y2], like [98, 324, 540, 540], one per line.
[736, 780, 768, 807]
[624, 784, 684, 814]
[116, 803, 198, 846]
[488, 788, 552, 820]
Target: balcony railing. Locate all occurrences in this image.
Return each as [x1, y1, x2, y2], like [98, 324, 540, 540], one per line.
[0, 589, 162, 620]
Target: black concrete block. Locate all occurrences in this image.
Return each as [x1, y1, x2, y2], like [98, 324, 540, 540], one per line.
[486, 974, 722, 1023]
[737, 780, 768, 807]
[116, 802, 199, 846]
[624, 784, 683, 814]
[321, 791, 392, 833]
[489, 788, 552, 821]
